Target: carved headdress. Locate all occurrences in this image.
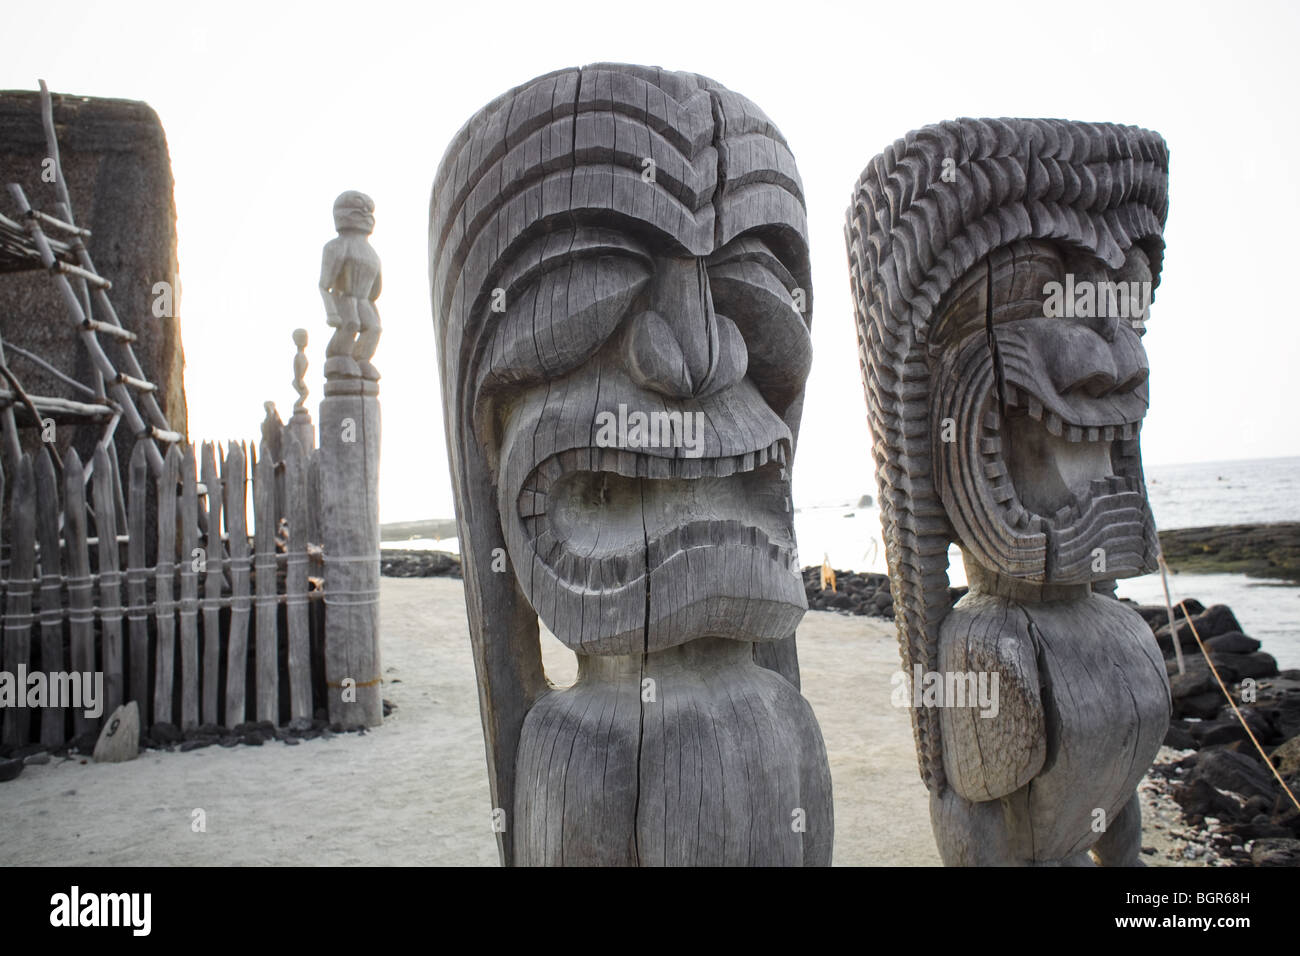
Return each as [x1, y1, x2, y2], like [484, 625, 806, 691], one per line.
[430, 63, 812, 863]
[845, 119, 1170, 790]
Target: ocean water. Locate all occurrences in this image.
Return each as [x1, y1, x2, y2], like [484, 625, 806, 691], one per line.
[385, 457, 1300, 669]
[794, 457, 1300, 669]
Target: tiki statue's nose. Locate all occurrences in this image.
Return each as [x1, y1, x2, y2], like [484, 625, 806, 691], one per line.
[623, 257, 747, 399]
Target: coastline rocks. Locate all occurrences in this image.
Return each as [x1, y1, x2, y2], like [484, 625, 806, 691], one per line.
[799, 566, 966, 618]
[1190, 750, 1277, 800]
[1129, 592, 1300, 866]
[1206, 631, 1261, 654]
[1154, 604, 1241, 652]
[1157, 523, 1300, 583]
[380, 549, 462, 579]
[1172, 777, 1243, 819]
[149, 721, 183, 744]
[801, 567, 893, 616]
[1272, 737, 1300, 775]
[1252, 838, 1300, 866]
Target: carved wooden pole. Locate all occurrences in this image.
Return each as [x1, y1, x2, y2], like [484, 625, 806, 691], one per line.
[846, 118, 1172, 866]
[431, 65, 832, 866]
[288, 328, 315, 453]
[319, 190, 382, 728]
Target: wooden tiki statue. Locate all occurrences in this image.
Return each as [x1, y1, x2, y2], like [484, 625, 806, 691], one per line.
[846, 119, 1173, 865]
[430, 64, 832, 866]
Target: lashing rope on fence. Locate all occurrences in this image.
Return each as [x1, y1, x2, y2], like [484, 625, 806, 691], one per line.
[1, 562, 326, 621]
[1, 546, 373, 619]
[319, 552, 381, 607]
[1157, 554, 1300, 814]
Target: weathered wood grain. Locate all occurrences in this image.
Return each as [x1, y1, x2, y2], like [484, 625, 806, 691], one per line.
[431, 65, 829, 866]
[62, 449, 95, 736]
[2, 455, 36, 746]
[253, 441, 278, 723]
[200, 442, 224, 725]
[284, 435, 312, 721]
[92, 445, 124, 720]
[178, 443, 200, 729]
[223, 441, 251, 727]
[34, 450, 65, 745]
[319, 392, 382, 728]
[153, 445, 179, 725]
[847, 117, 1172, 865]
[126, 442, 149, 715]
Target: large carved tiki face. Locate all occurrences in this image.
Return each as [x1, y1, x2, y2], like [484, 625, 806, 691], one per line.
[846, 118, 1170, 789]
[431, 64, 813, 657]
[930, 238, 1158, 584]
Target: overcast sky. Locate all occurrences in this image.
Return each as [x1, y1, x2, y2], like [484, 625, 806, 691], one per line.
[5, 0, 1297, 521]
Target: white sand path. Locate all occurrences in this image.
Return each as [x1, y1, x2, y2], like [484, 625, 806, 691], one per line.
[1, 577, 1179, 866]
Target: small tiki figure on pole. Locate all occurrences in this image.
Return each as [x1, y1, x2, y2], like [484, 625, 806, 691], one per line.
[320, 190, 382, 382]
[287, 328, 315, 452]
[291, 328, 310, 413]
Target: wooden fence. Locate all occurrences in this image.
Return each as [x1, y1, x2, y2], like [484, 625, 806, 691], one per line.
[0, 435, 325, 747]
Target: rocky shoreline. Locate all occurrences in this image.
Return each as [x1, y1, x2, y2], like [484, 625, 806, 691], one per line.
[1157, 523, 1300, 583]
[381, 549, 462, 578]
[1127, 598, 1300, 866]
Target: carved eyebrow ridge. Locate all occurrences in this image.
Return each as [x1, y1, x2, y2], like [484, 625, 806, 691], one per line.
[492, 226, 654, 302]
[706, 235, 797, 293]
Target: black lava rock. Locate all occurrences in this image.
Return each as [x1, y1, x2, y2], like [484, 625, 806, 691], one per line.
[1213, 651, 1278, 680]
[1179, 691, 1227, 720]
[0, 757, 24, 782]
[380, 550, 463, 579]
[1191, 750, 1277, 800]
[1164, 723, 1197, 750]
[150, 722, 182, 744]
[1155, 604, 1242, 653]
[1252, 838, 1300, 866]
[1206, 631, 1262, 654]
[1172, 778, 1245, 821]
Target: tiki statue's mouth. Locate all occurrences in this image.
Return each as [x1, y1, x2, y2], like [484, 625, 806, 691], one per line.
[999, 384, 1144, 526]
[520, 439, 796, 589]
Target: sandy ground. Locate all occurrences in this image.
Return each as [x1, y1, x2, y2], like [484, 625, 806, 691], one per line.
[1, 577, 1182, 867]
